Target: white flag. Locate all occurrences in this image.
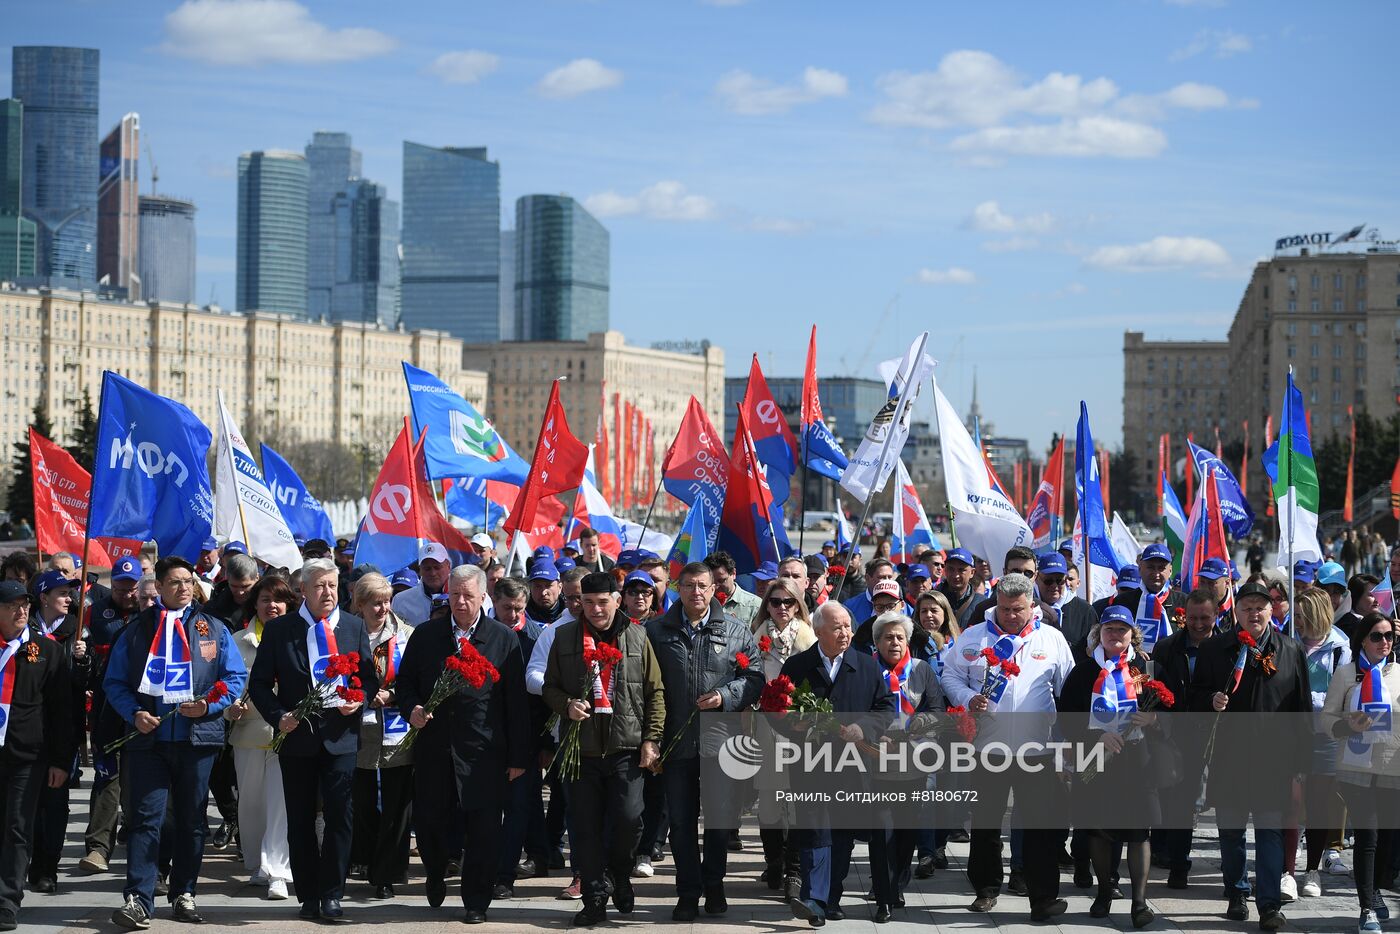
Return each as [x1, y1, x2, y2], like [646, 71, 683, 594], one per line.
[1110, 512, 1142, 574]
[1071, 511, 1118, 603]
[214, 391, 303, 571]
[933, 377, 1033, 565]
[839, 333, 936, 502]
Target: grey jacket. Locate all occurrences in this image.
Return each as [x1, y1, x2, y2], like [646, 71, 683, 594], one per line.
[724, 585, 762, 628]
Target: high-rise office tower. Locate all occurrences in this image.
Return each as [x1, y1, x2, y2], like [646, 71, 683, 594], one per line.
[11, 46, 100, 289]
[514, 195, 609, 341]
[138, 194, 196, 304]
[400, 142, 499, 340]
[236, 150, 308, 316]
[98, 112, 140, 297]
[0, 98, 36, 281]
[305, 131, 361, 318]
[329, 179, 399, 326]
[499, 228, 515, 340]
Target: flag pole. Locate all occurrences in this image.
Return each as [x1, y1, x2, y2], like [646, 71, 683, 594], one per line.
[74, 372, 109, 636]
[735, 403, 785, 563]
[798, 430, 808, 555]
[1287, 367, 1296, 641]
[636, 476, 665, 549]
[838, 332, 930, 586]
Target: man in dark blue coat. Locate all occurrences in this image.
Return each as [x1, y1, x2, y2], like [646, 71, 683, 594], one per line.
[396, 564, 530, 924]
[780, 602, 895, 927]
[248, 559, 378, 923]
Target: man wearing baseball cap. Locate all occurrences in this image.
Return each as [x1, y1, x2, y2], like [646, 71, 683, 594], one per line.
[1035, 552, 1098, 666]
[852, 580, 906, 651]
[936, 549, 979, 624]
[1196, 558, 1234, 631]
[523, 560, 565, 638]
[470, 533, 497, 567]
[1094, 544, 1188, 653]
[842, 559, 897, 625]
[0, 579, 75, 931]
[392, 542, 452, 626]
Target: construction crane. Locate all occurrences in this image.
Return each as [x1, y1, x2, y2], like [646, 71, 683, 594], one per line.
[839, 293, 900, 375]
[146, 139, 158, 194]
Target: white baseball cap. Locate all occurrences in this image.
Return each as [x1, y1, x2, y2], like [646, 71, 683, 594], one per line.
[417, 542, 449, 565]
[470, 533, 495, 551]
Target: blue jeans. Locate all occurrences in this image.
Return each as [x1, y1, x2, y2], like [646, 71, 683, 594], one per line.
[1217, 807, 1284, 911]
[497, 766, 547, 884]
[124, 742, 219, 913]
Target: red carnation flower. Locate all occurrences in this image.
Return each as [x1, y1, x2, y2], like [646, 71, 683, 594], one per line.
[735, 652, 751, 670]
[999, 659, 1021, 678]
[758, 635, 773, 653]
[204, 680, 230, 704]
[1237, 630, 1257, 649]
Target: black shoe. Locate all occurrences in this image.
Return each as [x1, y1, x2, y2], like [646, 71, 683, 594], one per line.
[1132, 902, 1155, 928]
[1227, 893, 1249, 922]
[212, 820, 235, 850]
[728, 829, 742, 851]
[373, 884, 395, 899]
[1007, 870, 1028, 896]
[762, 864, 784, 890]
[970, 893, 998, 912]
[914, 855, 936, 879]
[319, 898, 344, 921]
[651, 844, 664, 863]
[462, 910, 486, 924]
[171, 895, 204, 924]
[612, 877, 635, 914]
[427, 877, 447, 908]
[155, 875, 169, 897]
[572, 898, 607, 927]
[445, 859, 461, 879]
[1110, 882, 1125, 899]
[875, 903, 892, 923]
[30, 875, 56, 894]
[1259, 907, 1285, 931]
[894, 894, 905, 909]
[704, 884, 728, 915]
[1167, 868, 1189, 890]
[1056, 847, 1075, 869]
[934, 847, 949, 870]
[1090, 889, 1114, 918]
[493, 883, 513, 900]
[1073, 860, 1093, 889]
[1030, 898, 1068, 922]
[826, 907, 845, 921]
[550, 848, 566, 870]
[298, 903, 320, 921]
[791, 898, 825, 927]
[516, 858, 537, 878]
[672, 897, 699, 922]
[348, 863, 368, 881]
[948, 829, 970, 843]
[0, 908, 15, 932]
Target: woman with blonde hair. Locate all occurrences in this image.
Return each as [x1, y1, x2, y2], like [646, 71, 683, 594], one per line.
[751, 578, 816, 679]
[912, 590, 960, 672]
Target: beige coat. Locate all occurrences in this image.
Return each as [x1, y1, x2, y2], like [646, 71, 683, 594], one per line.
[225, 620, 275, 750]
[753, 616, 816, 681]
[1321, 659, 1400, 786]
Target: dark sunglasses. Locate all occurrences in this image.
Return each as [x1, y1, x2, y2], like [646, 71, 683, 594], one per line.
[1368, 631, 1396, 644]
[767, 597, 797, 608]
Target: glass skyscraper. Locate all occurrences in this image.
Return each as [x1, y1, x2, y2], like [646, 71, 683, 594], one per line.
[400, 142, 499, 340]
[0, 98, 36, 281]
[138, 194, 196, 305]
[236, 150, 308, 316]
[329, 179, 399, 326]
[98, 113, 140, 297]
[514, 194, 609, 341]
[305, 131, 361, 318]
[498, 228, 515, 340]
[11, 46, 100, 289]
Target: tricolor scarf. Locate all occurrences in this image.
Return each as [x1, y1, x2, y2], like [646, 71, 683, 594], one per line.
[1343, 651, 1393, 770]
[137, 605, 195, 704]
[0, 627, 29, 746]
[378, 629, 409, 746]
[980, 606, 1042, 704]
[1135, 588, 1170, 653]
[880, 649, 918, 727]
[1089, 644, 1138, 731]
[300, 604, 344, 697]
[582, 628, 617, 715]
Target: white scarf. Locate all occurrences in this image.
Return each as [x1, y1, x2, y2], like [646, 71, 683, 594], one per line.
[137, 606, 195, 704]
[1089, 644, 1138, 732]
[300, 604, 344, 697]
[1343, 652, 1393, 770]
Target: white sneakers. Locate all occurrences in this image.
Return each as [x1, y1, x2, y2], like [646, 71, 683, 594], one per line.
[1280, 873, 1298, 902]
[1325, 849, 1351, 875]
[631, 857, 654, 879]
[249, 869, 270, 886]
[1301, 870, 1322, 897]
[267, 880, 289, 900]
[1360, 909, 1381, 932]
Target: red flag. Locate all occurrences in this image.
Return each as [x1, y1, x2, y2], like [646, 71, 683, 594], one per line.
[633, 405, 644, 506]
[1391, 454, 1400, 520]
[29, 427, 140, 568]
[1184, 433, 1195, 507]
[612, 393, 622, 507]
[1157, 433, 1167, 512]
[620, 401, 634, 509]
[644, 418, 656, 505]
[1345, 405, 1356, 523]
[505, 382, 589, 539]
[1264, 415, 1276, 518]
[1099, 449, 1111, 514]
[801, 326, 824, 430]
[741, 355, 799, 505]
[1239, 420, 1250, 498]
[715, 406, 782, 571]
[596, 382, 610, 503]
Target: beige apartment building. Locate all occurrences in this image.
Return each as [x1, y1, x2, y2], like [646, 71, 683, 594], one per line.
[0, 287, 486, 458]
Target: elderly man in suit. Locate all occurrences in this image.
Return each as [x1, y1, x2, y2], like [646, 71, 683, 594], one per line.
[396, 564, 530, 924]
[249, 559, 378, 922]
[781, 601, 896, 928]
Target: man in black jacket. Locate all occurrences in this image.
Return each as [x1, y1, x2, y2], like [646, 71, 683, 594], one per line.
[1190, 581, 1311, 930]
[1034, 552, 1097, 664]
[1093, 544, 1188, 652]
[0, 580, 74, 932]
[248, 559, 377, 923]
[576, 528, 616, 574]
[781, 602, 896, 928]
[646, 562, 762, 921]
[396, 564, 530, 924]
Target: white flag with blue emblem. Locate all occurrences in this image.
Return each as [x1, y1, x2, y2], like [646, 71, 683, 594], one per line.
[214, 391, 303, 571]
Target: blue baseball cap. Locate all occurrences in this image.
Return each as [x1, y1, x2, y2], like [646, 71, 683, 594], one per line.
[222, 541, 248, 556]
[1197, 557, 1229, 581]
[34, 569, 76, 595]
[555, 556, 578, 573]
[1100, 605, 1135, 628]
[1316, 561, 1347, 588]
[1139, 543, 1172, 564]
[906, 564, 930, 581]
[1293, 560, 1316, 584]
[1229, 559, 1241, 581]
[616, 550, 642, 568]
[637, 549, 664, 566]
[1116, 566, 1143, 589]
[0, 580, 27, 603]
[532, 546, 555, 562]
[1037, 552, 1068, 575]
[1057, 539, 1075, 554]
[623, 570, 656, 590]
[201, 536, 218, 551]
[945, 548, 974, 566]
[822, 540, 836, 549]
[389, 568, 419, 590]
[294, 535, 308, 547]
[111, 556, 142, 582]
[529, 559, 560, 582]
[752, 561, 779, 582]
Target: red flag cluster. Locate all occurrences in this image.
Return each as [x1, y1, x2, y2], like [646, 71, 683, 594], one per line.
[28, 428, 140, 568]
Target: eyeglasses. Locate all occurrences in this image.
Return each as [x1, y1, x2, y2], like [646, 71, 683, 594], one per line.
[1010, 568, 1037, 578]
[164, 577, 196, 588]
[1368, 631, 1397, 644]
[767, 597, 797, 608]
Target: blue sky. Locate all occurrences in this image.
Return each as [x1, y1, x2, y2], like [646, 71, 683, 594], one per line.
[6, 0, 1397, 451]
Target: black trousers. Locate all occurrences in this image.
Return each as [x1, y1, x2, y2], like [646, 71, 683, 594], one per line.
[1341, 779, 1400, 911]
[0, 759, 44, 914]
[498, 766, 548, 884]
[207, 743, 238, 825]
[663, 756, 728, 898]
[966, 758, 1066, 905]
[569, 753, 644, 900]
[350, 766, 414, 886]
[279, 749, 356, 905]
[415, 755, 506, 911]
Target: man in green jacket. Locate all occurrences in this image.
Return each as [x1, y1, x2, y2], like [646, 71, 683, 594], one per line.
[543, 572, 665, 927]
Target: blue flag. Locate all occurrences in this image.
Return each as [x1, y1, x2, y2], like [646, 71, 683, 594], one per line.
[90, 371, 214, 561]
[802, 422, 849, 482]
[1187, 440, 1254, 539]
[1074, 401, 1121, 571]
[444, 476, 508, 531]
[403, 362, 529, 484]
[259, 443, 335, 545]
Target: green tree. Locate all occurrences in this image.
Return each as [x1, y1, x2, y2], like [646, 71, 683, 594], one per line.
[5, 401, 54, 530]
[65, 387, 99, 472]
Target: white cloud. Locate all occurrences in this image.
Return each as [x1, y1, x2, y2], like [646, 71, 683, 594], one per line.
[1085, 236, 1231, 271]
[964, 200, 1054, 234]
[716, 66, 848, 115]
[747, 217, 815, 234]
[982, 237, 1041, 253]
[584, 181, 716, 222]
[426, 50, 499, 85]
[916, 267, 977, 285]
[1171, 28, 1253, 61]
[951, 117, 1168, 159]
[538, 58, 623, 99]
[1117, 81, 1234, 120]
[161, 0, 396, 66]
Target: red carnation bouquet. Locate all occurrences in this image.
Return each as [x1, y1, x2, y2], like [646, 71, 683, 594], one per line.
[552, 641, 625, 781]
[106, 680, 231, 753]
[758, 674, 796, 713]
[397, 639, 499, 755]
[946, 704, 979, 742]
[758, 635, 773, 654]
[978, 648, 1020, 701]
[270, 653, 361, 753]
